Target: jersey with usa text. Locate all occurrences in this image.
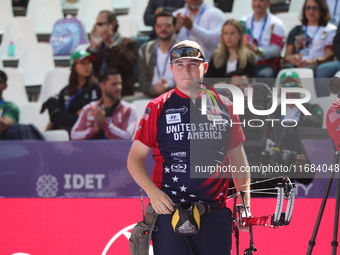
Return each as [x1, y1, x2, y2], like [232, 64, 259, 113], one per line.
[135, 88, 245, 209]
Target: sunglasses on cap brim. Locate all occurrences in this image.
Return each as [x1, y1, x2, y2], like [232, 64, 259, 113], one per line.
[280, 82, 301, 88]
[170, 46, 205, 63]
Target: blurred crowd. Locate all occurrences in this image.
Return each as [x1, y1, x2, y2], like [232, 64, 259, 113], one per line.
[1, 0, 339, 142]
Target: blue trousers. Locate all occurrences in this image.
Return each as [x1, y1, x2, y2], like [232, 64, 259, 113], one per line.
[152, 207, 233, 255]
[315, 61, 340, 96]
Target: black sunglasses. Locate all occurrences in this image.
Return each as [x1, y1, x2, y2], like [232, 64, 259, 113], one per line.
[304, 6, 320, 11]
[170, 46, 205, 63]
[95, 22, 109, 27]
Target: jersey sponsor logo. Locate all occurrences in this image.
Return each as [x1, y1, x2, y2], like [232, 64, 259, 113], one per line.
[170, 152, 187, 157]
[166, 113, 181, 124]
[165, 106, 188, 115]
[171, 164, 187, 173]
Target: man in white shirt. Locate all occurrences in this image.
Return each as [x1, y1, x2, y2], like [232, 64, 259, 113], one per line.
[241, 0, 285, 79]
[123, 12, 177, 102]
[173, 0, 224, 62]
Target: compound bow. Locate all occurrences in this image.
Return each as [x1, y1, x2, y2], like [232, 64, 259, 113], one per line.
[228, 176, 296, 255]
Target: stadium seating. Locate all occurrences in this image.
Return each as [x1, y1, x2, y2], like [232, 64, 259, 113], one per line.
[288, 0, 305, 14]
[205, 0, 215, 7]
[39, 68, 71, 103]
[275, 12, 300, 37]
[77, 0, 113, 34]
[26, 0, 64, 35]
[127, 0, 152, 33]
[231, 0, 253, 17]
[18, 43, 55, 87]
[0, 0, 13, 36]
[0, 17, 38, 60]
[19, 102, 50, 134]
[2, 67, 28, 106]
[117, 15, 138, 38]
[43, 130, 70, 141]
[112, 0, 132, 12]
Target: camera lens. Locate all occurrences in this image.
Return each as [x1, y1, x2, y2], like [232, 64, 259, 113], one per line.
[328, 77, 340, 95]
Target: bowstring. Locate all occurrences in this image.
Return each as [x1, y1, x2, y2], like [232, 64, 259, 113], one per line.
[228, 175, 289, 192]
[226, 175, 293, 203]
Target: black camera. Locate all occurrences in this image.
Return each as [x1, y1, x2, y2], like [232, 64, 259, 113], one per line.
[328, 77, 340, 95]
[241, 83, 272, 165]
[280, 150, 297, 166]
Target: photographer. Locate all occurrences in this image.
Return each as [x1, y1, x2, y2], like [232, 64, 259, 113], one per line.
[273, 71, 323, 128]
[255, 72, 320, 195]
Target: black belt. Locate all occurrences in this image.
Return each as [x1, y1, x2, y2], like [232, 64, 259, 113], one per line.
[204, 206, 219, 213]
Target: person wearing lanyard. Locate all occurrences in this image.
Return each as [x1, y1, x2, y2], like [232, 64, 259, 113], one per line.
[240, 0, 285, 80]
[71, 69, 137, 140]
[41, 50, 101, 134]
[0, 70, 19, 140]
[206, 19, 256, 78]
[127, 40, 250, 255]
[143, 0, 185, 39]
[123, 12, 177, 102]
[173, 0, 224, 62]
[326, 0, 340, 25]
[283, 0, 336, 76]
[88, 10, 137, 97]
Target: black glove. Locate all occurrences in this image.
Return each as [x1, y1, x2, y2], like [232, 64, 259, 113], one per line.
[40, 97, 61, 117]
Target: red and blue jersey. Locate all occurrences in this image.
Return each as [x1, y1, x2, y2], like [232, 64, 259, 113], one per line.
[135, 87, 245, 209]
[326, 97, 340, 151]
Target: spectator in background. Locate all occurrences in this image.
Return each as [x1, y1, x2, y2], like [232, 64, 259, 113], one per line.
[214, 70, 250, 100]
[207, 19, 256, 78]
[240, 0, 285, 79]
[315, 21, 340, 96]
[41, 50, 101, 134]
[88, 10, 137, 96]
[71, 69, 136, 140]
[325, 0, 340, 26]
[136, 12, 177, 100]
[274, 71, 323, 127]
[0, 70, 19, 140]
[173, 0, 224, 62]
[283, 0, 336, 75]
[144, 0, 184, 28]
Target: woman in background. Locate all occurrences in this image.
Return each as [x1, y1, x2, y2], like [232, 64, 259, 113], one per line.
[283, 0, 336, 72]
[42, 50, 101, 134]
[207, 19, 256, 78]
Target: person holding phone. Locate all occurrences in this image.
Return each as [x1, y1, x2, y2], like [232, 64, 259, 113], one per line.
[88, 10, 137, 97]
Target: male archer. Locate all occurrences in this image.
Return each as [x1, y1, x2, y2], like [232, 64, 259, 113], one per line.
[127, 40, 250, 254]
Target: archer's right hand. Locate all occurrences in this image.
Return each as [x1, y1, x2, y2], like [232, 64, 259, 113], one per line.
[148, 187, 175, 215]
